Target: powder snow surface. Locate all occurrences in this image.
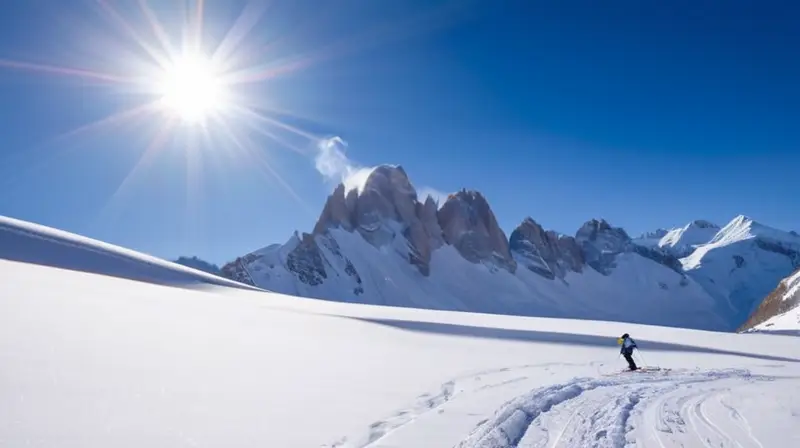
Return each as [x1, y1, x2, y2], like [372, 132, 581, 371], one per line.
[2, 221, 800, 447]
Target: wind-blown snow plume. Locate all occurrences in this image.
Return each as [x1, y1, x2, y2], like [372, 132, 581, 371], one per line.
[314, 136, 446, 199]
[314, 136, 372, 192]
[418, 186, 447, 207]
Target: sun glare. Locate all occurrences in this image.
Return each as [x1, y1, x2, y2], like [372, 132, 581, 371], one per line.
[0, 0, 337, 213]
[157, 53, 226, 123]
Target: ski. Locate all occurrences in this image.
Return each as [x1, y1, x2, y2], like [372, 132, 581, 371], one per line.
[600, 366, 670, 376]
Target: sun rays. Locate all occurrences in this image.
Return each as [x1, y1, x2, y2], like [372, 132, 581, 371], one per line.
[0, 0, 471, 230]
[0, 0, 325, 222]
[156, 52, 227, 124]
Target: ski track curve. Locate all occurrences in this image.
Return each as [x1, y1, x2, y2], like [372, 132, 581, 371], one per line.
[456, 368, 777, 448]
[325, 362, 596, 448]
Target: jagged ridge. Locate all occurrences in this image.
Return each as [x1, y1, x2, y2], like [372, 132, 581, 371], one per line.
[220, 165, 800, 332]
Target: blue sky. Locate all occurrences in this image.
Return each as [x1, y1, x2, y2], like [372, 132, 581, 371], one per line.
[0, 0, 798, 264]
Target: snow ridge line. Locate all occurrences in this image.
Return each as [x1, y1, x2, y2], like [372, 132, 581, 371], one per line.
[455, 368, 772, 448]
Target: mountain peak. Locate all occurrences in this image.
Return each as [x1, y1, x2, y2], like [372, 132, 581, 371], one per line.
[576, 218, 629, 242]
[639, 228, 669, 240]
[707, 214, 800, 248]
[731, 214, 755, 226]
[689, 219, 719, 229]
[438, 189, 516, 272]
[510, 217, 584, 279]
[356, 164, 414, 198]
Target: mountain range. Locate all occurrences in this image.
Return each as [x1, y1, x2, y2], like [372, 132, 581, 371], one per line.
[220, 165, 800, 332]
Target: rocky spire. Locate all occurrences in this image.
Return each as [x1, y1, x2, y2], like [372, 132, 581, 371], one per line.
[437, 189, 516, 273]
[310, 165, 444, 275]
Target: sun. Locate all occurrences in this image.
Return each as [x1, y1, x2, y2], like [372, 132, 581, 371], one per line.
[156, 53, 228, 123]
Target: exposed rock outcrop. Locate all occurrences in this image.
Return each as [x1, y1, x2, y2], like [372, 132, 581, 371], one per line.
[310, 165, 445, 276]
[438, 189, 516, 273]
[739, 268, 800, 331]
[286, 233, 327, 286]
[219, 164, 799, 332]
[509, 218, 583, 279]
[575, 219, 631, 275]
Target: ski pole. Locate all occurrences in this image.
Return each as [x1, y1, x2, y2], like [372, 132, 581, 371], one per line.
[636, 348, 649, 368]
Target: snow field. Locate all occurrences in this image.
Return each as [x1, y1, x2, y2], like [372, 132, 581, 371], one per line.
[3, 258, 800, 447]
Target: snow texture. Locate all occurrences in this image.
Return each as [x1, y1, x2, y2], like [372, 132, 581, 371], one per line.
[2, 216, 800, 447]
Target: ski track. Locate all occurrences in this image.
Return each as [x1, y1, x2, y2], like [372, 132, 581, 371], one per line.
[456, 368, 778, 448]
[326, 362, 592, 448]
[327, 364, 786, 448]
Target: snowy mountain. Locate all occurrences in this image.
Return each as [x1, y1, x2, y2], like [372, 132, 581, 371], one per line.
[635, 219, 721, 258]
[3, 218, 800, 447]
[739, 268, 800, 334]
[225, 164, 791, 331]
[680, 215, 800, 326]
[173, 255, 222, 275]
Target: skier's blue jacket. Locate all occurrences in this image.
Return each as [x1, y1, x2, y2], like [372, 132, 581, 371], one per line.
[620, 337, 637, 355]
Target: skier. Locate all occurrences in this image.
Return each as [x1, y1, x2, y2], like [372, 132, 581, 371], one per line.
[618, 333, 638, 371]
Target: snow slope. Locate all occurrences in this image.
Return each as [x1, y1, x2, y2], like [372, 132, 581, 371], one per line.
[635, 219, 721, 257]
[3, 231, 800, 446]
[682, 215, 800, 325]
[0, 215, 254, 290]
[231, 227, 726, 331]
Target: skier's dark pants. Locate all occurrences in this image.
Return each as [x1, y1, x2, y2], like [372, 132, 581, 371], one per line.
[623, 351, 637, 370]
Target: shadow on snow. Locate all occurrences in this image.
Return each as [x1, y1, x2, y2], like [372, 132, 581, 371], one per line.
[0, 219, 253, 291]
[352, 317, 800, 364]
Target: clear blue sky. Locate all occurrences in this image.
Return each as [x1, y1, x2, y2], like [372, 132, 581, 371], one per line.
[0, 0, 798, 264]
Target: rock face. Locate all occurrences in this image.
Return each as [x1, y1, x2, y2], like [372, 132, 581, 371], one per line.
[286, 233, 327, 286]
[739, 269, 800, 332]
[438, 190, 516, 273]
[576, 219, 632, 275]
[509, 217, 683, 280]
[509, 218, 583, 279]
[311, 165, 445, 276]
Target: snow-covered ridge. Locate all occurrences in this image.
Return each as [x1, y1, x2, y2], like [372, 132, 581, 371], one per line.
[0, 215, 256, 290]
[678, 215, 800, 327]
[654, 219, 721, 257]
[708, 215, 800, 248]
[221, 165, 800, 332]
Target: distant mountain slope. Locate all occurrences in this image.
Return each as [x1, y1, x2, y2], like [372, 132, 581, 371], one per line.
[0, 215, 254, 290]
[740, 268, 800, 334]
[221, 165, 800, 332]
[680, 215, 800, 325]
[221, 165, 736, 331]
[635, 220, 721, 258]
